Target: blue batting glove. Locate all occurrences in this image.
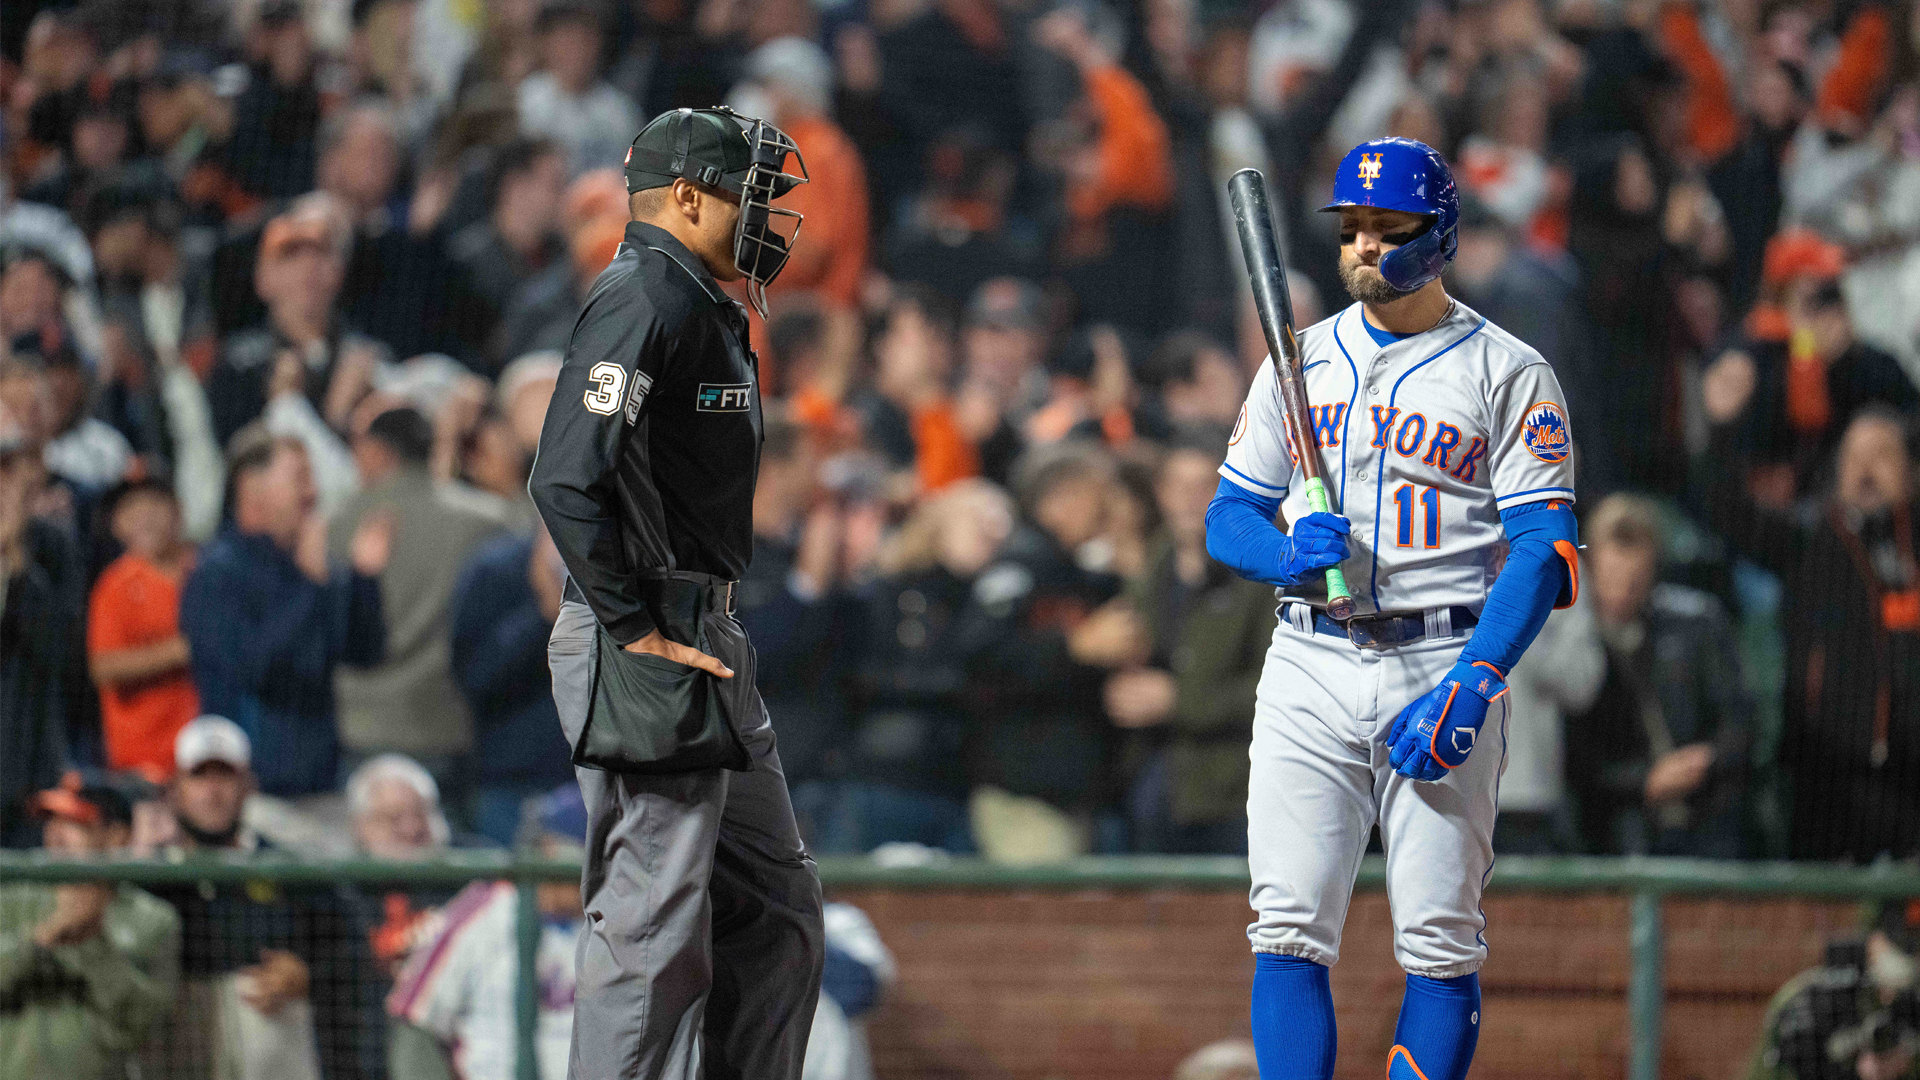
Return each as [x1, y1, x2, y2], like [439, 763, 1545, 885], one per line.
[1385, 660, 1508, 782]
[1276, 513, 1351, 586]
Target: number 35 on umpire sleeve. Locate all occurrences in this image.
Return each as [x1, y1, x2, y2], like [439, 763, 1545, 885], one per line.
[583, 362, 627, 415]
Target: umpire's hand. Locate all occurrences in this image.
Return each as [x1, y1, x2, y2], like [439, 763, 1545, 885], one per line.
[624, 630, 734, 678]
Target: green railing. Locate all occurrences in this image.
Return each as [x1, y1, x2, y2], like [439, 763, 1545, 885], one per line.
[6, 852, 1916, 1080]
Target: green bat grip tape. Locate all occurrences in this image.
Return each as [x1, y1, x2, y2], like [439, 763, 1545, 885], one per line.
[1303, 476, 1352, 603]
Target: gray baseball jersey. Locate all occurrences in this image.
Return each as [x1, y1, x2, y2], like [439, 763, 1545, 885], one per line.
[1221, 299, 1576, 614]
[1226, 298, 1576, 977]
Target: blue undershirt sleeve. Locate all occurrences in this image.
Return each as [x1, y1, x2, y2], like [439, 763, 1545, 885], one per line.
[1458, 501, 1579, 675]
[1205, 477, 1291, 588]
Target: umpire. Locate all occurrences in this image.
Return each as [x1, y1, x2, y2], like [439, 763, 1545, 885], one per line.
[529, 106, 823, 1080]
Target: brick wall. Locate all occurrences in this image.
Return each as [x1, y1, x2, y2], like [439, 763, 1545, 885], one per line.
[828, 886, 1864, 1080]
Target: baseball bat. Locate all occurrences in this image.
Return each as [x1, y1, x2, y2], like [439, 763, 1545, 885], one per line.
[1227, 168, 1356, 621]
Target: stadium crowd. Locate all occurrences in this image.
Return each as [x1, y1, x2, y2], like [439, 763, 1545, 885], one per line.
[1, 0, 1919, 1074]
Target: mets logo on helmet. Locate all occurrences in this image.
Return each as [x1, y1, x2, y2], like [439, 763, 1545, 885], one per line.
[1522, 401, 1571, 463]
[1358, 153, 1383, 189]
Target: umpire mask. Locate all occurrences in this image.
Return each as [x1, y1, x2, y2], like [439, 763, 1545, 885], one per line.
[624, 107, 808, 318]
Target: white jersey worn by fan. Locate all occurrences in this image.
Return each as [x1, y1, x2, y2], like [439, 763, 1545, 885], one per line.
[1221, 298, 1576, 978]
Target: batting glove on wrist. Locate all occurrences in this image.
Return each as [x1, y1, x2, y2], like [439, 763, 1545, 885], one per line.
[1385, 660, 1508, 782]
[1276, 513, 1351, 586]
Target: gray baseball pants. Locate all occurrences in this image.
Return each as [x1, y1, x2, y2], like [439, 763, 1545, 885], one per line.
[549, 599, 825, 1080]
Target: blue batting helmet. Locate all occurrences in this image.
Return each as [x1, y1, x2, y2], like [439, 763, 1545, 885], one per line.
[1320, 137, 1459, 292]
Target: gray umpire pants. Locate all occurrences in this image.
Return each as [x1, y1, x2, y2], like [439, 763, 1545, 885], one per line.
[549, 599, 825, 1080]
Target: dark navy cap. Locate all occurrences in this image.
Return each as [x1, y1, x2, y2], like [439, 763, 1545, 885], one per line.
[624, 109, 756, 195]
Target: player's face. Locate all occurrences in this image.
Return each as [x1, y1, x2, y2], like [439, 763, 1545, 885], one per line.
[1337, 206, 1429, 306]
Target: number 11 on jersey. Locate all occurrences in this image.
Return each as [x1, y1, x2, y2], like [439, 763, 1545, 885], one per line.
[1393, 485, 1441, 549]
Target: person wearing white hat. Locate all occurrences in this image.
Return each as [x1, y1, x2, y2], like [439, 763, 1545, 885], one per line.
[168, 715, 255, 851]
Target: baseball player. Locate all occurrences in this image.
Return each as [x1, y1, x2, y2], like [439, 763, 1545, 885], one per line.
[1205, 138, 1579, 1080]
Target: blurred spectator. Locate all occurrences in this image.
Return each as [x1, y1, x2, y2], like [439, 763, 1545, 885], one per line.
[347, 753, 478, 993]
[1110, 434, 1273, 855]
[42, 352, 134, 497]
[180, 427, 389, 799]
[87, 479, 198, 783]
[0, 399, 91, 848]
[1133, 332, 1246, 442]
[1782, 77, 1920, 376]
[1033, 4, 1175, 334]
[959, 439, 1132, 862]
[516, 2, 638, 174]
[132, 51, 230, 193]
[873, 0, 1029, 183]
[1713, 230, 1918, 503]
[735, 37, 871, 382]
[0, 248, 77, 362]
[956, 277, 1050, 483]
[79, 186, 225, 538]
[0, 184, 95, 304]
[1706, 56, 1809, 317]
[1704, 355, 1919, 861]
[144, 715, 376, 1080]
[840, 480, 1014, 854]
[1025, 324, 1136, 450]
[1495, 597, 1606, 856]
[737, 407, 861, 833]
[348, 753, 454, 860]
[450, 525, 574, 847]
[476, 351, 562, 525]
[330, 406, 506, 815]
[1564, 495, 1751, 858]
[21, 86, 139, 218]
[494, 212, 625, 367]
[223, 0, 324, 200]
[1750, 901, 1920, 1080]
[84, 187, 215, 468]
[386, 783, 587, 1080]
[855, 285, 979, 492]
[317, 103, 475, 364]
[882, 128, 1042, 307]
[448, 137, 568, 369]
[1454, 67, 1551, 237]
[804, 903, 897, 1080]
[207, 197, 391, 447]
[0, 779, 179, 1080]
[1565, 136, 1666, 494]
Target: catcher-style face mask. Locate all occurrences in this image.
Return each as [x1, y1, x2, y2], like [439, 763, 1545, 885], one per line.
[729, 114, 807, 319]
[624, 106, 809, 318]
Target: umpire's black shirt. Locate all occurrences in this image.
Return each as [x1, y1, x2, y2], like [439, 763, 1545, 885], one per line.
[530, 220, 762, 645]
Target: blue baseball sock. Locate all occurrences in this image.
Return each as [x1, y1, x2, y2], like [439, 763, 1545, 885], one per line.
[1388, 972, 1481, 1080]
[1250, 953, 1336, 1080]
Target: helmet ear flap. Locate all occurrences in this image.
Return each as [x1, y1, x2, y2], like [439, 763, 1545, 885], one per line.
[1378, 221, 1456, 292]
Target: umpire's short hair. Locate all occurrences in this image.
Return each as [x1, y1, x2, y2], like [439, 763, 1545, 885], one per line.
[363, 407, 435, 465]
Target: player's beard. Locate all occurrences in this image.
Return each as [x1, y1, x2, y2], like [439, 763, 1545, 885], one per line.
[1339, 251, 1418, 307]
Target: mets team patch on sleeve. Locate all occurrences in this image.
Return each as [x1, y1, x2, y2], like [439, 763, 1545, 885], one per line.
[1522, 401, 1571, 463]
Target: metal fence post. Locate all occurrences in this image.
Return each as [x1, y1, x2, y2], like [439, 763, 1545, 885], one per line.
[517, 878, 541, 1080]
[1628, 889, 1664, 1080]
